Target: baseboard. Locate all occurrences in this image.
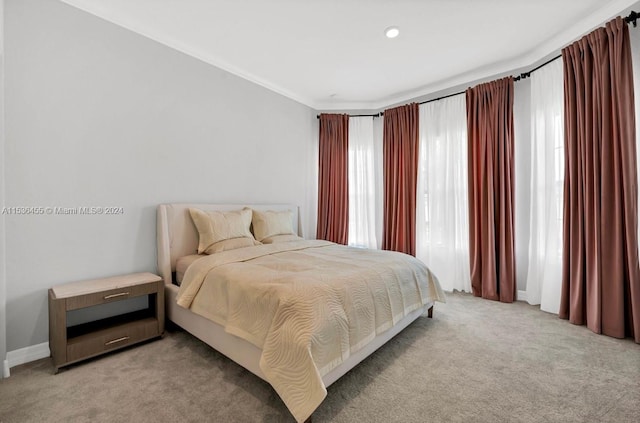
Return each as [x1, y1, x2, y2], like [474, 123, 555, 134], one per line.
[6, 342, 50, 372]
[3, 359, 9, 378]
[517, 290, 528, 302]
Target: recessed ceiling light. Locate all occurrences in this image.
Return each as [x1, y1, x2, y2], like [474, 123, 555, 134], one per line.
[385, 26, 400, 38]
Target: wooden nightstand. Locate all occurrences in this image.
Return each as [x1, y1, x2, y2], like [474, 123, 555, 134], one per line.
[48, 272, 164, 373]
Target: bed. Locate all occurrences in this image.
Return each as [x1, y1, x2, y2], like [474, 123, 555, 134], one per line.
[156, 203, 445, 422]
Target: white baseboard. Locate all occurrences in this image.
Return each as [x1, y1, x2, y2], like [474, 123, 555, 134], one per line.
[517, 290, 528, 302]
[3, 359, 9, 378]
[6, 342, 50, 372]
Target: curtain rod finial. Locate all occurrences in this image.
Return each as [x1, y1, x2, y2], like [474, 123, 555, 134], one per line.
[625, 10, 638, 27]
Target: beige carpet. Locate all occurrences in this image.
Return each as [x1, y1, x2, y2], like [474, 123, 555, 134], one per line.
[1, 292, 638, 423]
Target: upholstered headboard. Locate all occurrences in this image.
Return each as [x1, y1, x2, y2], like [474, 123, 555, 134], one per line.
[156, 203, 300, 285]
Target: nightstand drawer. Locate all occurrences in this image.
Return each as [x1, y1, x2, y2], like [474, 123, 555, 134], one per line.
[66, 318, 159, 363]
[65, 282, 158, 311]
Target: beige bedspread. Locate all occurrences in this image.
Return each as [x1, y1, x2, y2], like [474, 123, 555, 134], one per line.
[177, 240, 445, 423]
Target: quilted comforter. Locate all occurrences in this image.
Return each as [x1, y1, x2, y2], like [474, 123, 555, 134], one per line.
[177, 240, 445, 422]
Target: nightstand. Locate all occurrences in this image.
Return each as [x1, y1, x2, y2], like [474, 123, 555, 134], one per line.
[48, 272, 164, 373]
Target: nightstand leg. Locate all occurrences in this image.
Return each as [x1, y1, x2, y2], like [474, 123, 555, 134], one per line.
[48, 289, 67, 370]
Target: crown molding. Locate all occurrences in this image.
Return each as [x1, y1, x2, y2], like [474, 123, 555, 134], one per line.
[61, 0, 640, 112]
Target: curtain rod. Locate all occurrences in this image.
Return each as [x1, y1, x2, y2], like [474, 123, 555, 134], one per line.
[419, 10, 638, 106]
[420, 51, 571, 104]
[419, 91, 466, 106]
[319, 48, 565, 112]
[320, 10, 639, 114]
[513, 54, 562, 82]
[316, 113, 381, 119]
[513, 10, 638, 82]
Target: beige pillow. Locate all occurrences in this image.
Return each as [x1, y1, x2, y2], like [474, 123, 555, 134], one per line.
[261, 234, 303, 244]
[189, 208, 255, 254]
[251, 209, 295, 241]
[204, 237, 261, 254]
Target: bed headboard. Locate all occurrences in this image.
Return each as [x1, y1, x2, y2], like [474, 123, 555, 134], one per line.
[156, 203, 301, 285]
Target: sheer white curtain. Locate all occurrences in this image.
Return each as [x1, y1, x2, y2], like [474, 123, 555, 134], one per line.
[416, 95, 471, 292]
[348, 116, 378, 248]
[525, 59, 564, 314]
[373, 116, 384, 248]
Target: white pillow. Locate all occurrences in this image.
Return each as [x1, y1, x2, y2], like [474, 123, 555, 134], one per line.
[251, 209, 295, 241]
[189, 208, 255, 254]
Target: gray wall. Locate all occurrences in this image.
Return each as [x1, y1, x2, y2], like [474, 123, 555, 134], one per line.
[1, 0, 7, 372]
[4, 0, 316, 352]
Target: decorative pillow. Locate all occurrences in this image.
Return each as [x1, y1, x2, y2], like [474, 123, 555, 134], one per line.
[204, 237, 261, 254]
[261, 234, 303, 244]
[189, 207, 255, 254]
[251, 209, 295, 241]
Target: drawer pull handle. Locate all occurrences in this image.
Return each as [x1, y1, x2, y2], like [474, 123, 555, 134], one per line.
[103, 292, 129, 300]
[105, 336, 130, 346]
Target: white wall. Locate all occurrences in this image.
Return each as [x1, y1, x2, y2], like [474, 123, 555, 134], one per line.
[4, 0, 316, 352]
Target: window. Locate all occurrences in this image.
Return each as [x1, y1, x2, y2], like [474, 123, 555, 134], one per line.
[348, 116, 377, 249]
[416, 95, 471, 293]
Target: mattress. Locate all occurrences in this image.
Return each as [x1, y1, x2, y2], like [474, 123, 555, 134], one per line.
[175, 254, 206, 284]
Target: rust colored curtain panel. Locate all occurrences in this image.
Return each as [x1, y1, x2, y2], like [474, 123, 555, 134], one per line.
[382, 103, 419, 256]
[466, 77, 516, 303]
[316, 114, 349, 244]
[561, 17, 640, 343]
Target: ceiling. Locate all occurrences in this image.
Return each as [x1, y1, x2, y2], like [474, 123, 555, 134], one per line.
[60, 0, 640, 110]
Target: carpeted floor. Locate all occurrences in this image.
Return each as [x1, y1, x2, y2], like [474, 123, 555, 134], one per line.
[1, 292, 638, 423]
